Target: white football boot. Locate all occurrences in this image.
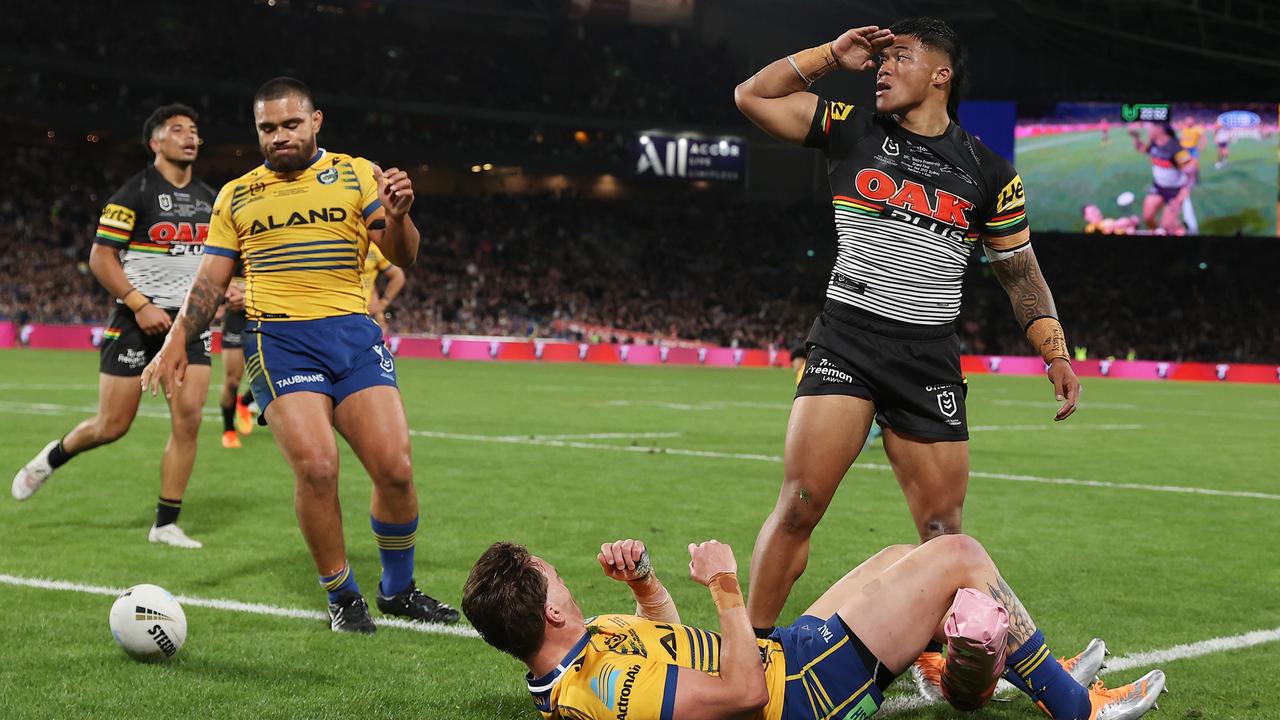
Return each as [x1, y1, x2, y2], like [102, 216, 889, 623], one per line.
[12, 440, 59, 501]
[149, 524, 204, 549]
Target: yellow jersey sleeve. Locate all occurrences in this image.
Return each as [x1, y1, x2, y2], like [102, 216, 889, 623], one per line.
[203, 184, 241, 260]
[350, 157, 386, 228]
[554, 655, 678, 720]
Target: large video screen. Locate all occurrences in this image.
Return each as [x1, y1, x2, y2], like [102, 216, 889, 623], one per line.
[1015, 102, 1277, 237]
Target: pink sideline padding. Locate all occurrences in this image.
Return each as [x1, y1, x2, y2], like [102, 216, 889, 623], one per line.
[941, 588, 1009, 711]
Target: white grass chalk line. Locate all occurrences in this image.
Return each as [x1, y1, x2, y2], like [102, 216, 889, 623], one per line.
[409, 430, 1280, 502]
[880, 625, 1280, 716]
[968, 424, 1144, 432]
[1, 570, 1275, 712]
[0, 573, 480, 639]
[502, 432, 682, 441]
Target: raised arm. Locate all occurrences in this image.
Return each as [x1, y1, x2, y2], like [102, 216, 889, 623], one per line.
[666, 541, 769, 720]
[370, 165, 421, 267]
[986, 232, 1080, 421]
[734, 26, 894, 145]
[597, 539, 680, 624]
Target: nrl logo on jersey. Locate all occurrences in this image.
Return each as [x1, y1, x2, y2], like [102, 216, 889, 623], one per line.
[158, 194, 173, 211]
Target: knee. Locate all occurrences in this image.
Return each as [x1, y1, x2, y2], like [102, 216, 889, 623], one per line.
[918, 517, 962, 541]
[171, 409, 203, 439]
[372, 453, 414, 494]
[96, 415, 133, 443]
[294, 455, 339, 491]
[926, 534, 991, 572]
[774, 482, 830, 536]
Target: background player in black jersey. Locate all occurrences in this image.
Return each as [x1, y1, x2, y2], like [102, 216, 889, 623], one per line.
[12, 104, 215, 549]
[733, 17, 1082, 683]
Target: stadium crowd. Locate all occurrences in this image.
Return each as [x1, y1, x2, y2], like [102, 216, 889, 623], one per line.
[8, 0, 742, 128]
[1, 129, 1276, 363]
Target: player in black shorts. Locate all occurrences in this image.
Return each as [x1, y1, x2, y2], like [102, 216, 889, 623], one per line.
[217, 276, 254, 448]
[12, 104, 215, 549]
[733, 18, 1082, 690]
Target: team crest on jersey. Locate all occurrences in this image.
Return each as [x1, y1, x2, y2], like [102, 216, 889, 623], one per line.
[829, 102, 854, 121]
[317, 167, 338, 185]
[158, 194, 173, 211]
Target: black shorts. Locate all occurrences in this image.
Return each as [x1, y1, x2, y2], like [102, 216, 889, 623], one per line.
[795, 301, 968, 441]
[222, 308, 247, 350]
[99, 305, 212, 377]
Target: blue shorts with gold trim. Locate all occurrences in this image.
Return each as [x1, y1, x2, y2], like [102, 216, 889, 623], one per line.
[772, 613, 890, 720]
[245, 314, 396, 421]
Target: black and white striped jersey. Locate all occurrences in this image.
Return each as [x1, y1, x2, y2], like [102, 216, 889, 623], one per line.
[93, 166, 216, 310]
[805, 99, 1028, 325]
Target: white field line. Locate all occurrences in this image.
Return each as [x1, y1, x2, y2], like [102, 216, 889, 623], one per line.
[605, 400, 792, 411]
[969, 424, 1144, 432]
[0, 573, 480, 639]
[408, 430, 1280, 501]
[0, 400, 219, 420]
[880, 625, 1280, 716]
[992, 399, 1280, 422]
[503, 432, 682, 441]
[0, 383, 102, 391]
[1, 570, 1275, 712]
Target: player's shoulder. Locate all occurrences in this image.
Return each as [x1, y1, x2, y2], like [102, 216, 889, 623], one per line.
[321, 149, 371, 169]
[104, 167, 154, 208]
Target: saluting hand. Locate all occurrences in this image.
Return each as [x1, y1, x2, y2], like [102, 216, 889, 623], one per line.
[832, 26, 895, 72]
[373, 165, 415, 219]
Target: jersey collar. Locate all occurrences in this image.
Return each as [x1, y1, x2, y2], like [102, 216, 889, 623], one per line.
[263, 148, 326, 172]
[526, 627, 592, 710]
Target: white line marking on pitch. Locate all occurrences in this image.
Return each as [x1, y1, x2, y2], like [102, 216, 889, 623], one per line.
[0, 573, 480, 639]
[605, 399, 792, 411]
[501, 432, 682, 441]
[408, 430, 1280, 501]
[0, 383, 101, 391]
[880, 625, 1280, 716]
[1, 570, 1275, 707]
[0, 401, 219, 420]
[969, 424, 1144, 432]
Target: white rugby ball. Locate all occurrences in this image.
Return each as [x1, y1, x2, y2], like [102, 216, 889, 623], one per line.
[1116, 191, 1136, 207]
[109, 584, 187, 661]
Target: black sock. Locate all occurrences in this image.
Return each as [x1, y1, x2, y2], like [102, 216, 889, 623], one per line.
[239, 390, 254, 406]
[221, 403, 235, 432]
[155, 497, 182, 527]
[48, 439, 76, 469]
[925, 640, 945, 653]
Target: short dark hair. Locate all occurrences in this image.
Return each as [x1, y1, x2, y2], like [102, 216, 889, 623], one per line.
[254, 76, 315, 109]
[889, 17, 967, 120]
[462, 542, 549, 661]
[142, 103, 198, 152]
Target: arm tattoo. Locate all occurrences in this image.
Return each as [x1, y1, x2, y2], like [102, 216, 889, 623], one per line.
[990, 247, 1057, 329]
[985, 576, 1037, 647]
[180, 274, 222, 337]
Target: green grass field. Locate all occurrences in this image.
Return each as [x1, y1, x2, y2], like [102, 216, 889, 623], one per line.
[1016, 130, 1276, 236]
[1, 349, 1277, 719]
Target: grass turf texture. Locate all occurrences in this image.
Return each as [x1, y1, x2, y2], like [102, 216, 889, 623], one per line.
[1015, 129, 1276, 237]
[1, 349, 1277, 719]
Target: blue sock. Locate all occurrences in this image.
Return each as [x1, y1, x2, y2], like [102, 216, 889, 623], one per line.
[319, 563, 360, 603]
[1005, 630, 1091, 719]
[371, 515, 417, 597]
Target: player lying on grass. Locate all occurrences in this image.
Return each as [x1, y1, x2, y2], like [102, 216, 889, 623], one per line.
[463, 537, 1164, 720]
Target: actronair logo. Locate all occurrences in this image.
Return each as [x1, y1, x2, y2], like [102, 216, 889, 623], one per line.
[135, 606, 175, 622]
[276, 373, 325, 388]
[589, 664, 620, 709]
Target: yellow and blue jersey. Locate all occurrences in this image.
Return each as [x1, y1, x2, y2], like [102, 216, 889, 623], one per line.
[204, 149, 385, 321]
[360, 242, 392, 303]
[528, 614, 786, 720]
